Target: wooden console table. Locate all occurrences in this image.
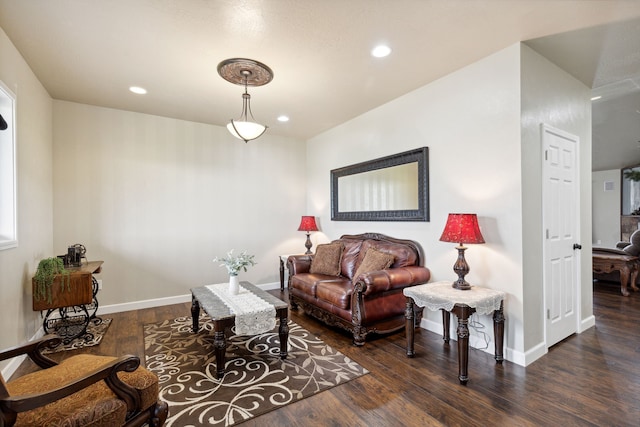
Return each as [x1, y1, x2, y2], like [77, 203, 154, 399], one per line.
[32, 260, 103, 344]
[404, 281, 506, 384]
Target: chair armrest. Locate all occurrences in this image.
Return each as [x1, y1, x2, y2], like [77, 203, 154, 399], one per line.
[353, 266, 431, 296]
[287, 255, 313, 276]
[1, 355, 141, 419]
[0, 335, 60, 369]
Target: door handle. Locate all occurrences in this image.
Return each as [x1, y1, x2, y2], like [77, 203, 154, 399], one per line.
[573, 244, 582, 250]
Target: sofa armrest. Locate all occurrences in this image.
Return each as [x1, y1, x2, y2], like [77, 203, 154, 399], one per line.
[287, 255, 313, 276]
[593, 247, 630, 256]
[616, 241, 630, 249]
[354, 266, 431, 296]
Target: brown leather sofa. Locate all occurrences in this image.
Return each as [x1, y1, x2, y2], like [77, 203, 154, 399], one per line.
[287, 233, 431, 345]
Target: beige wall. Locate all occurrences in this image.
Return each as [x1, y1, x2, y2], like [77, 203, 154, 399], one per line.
[53, 101, 306, 307]
[521, 44, 593, 361]
[0, 26, 53, 363]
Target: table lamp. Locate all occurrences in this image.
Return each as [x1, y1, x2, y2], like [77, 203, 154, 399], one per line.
[439, 213, 485, 290]
[297, 216, 319, 254]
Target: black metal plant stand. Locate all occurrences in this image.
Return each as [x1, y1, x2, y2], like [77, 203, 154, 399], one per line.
[42, 276, 102, 345]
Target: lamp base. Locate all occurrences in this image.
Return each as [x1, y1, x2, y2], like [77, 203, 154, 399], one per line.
[451, 245, 472, 290]
[304, 232, 313, 255]
[452, 278, 472, 291]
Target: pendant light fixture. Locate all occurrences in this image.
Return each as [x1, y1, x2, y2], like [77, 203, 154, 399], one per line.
[217, 58, 273, 143]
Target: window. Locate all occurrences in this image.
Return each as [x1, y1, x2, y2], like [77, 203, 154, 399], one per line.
[0, 80, 16, 250]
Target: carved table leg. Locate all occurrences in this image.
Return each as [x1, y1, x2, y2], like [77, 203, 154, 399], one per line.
[278, 308, 289, 359]
[213, 325, 227, 379]
[619, 263, 631, 297]
[442, 309, 451, 344]
[279, 257, 285, 292]
[405, 297, 415, 357]
[451, 304, 474, 385]
[630, 261, 639, 292]
[493, 301, 505, 364]
[191, 295, 200, 332]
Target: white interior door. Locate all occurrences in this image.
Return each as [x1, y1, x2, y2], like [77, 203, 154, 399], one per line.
[542, 124, 580, 348]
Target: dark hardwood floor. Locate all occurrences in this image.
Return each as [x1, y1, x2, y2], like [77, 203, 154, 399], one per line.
[13, 281, 640, 426]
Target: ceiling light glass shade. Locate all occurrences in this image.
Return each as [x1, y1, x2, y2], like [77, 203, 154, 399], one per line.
[217, 58, 274, 143]
[227, 120, 267, 142]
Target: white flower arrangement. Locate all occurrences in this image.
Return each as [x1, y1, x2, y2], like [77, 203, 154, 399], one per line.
[213, 250, 257, 276]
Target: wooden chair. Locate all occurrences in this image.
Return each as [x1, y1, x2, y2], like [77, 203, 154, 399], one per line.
[0, 335, 168, 427]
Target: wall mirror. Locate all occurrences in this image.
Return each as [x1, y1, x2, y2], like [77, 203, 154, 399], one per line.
[331, 147, 429, 221]
[621, 164, 640, 215]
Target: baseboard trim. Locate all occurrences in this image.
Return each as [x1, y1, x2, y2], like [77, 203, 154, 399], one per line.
[2, 328, 45, 380]
[97, 294, 190, 315]
[580, 314, 596, 332]
[97, 281, 281, 315]
[521, 341, 547, 366]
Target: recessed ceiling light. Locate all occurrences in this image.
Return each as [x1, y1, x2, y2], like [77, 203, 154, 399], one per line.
[590, 95, 602, 101]
[371, 44, 391, 58]
[277, 115, 289, 122]
[129, 86, 147, 95]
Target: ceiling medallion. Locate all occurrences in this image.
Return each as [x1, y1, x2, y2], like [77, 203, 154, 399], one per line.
[217, 58, 274, 143]
[217, 58, 274, 87]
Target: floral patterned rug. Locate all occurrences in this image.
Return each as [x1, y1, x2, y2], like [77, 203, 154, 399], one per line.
[144, 315, 368, 426]
[43, 317, 112, 353]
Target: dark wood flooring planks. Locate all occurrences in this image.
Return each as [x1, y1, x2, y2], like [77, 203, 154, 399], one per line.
[12, 280, 640, 426]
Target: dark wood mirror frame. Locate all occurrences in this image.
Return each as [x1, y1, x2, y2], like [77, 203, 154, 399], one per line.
[331, 147, 429, 222]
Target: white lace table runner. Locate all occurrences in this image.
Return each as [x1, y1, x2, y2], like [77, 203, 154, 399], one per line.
[404, 281, 505, 315]
[206, 283, 276, 335]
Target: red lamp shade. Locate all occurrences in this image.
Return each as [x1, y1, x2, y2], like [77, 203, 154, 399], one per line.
[297, 216, 319, 232]
[440, 213, 484, 290]
[439, 213, 485, 245]
[298, 216, 319, 254]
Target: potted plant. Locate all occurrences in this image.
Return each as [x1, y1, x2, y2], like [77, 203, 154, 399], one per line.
[33, 257, 70, 306]
[213, 250, 256, 295]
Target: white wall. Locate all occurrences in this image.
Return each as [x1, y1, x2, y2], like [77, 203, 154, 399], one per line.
[53, 101, 307, 306]
[592, 169, 620, 246]
[520, 44, 593, 361]
[307, 44, 525, 362]
[307, 43, 593, 366]
[0, 26, 53, 363]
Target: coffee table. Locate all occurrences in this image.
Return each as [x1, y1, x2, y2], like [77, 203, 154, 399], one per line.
[190, 281, 289, 379]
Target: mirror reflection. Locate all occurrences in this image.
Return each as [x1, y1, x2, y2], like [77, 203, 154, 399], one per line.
[338, 163, 419, 212]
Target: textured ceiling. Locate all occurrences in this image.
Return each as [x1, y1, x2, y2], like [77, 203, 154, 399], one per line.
[0, 1, 639, 170]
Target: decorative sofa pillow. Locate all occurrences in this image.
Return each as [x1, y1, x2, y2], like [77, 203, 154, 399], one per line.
[353, 248, 395, 280]
[310, 242, 344, 276]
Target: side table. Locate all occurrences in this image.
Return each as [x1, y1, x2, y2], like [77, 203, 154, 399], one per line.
[33, 260, 104, 345]
[404, 281, 506, 384]
[279, 254, 302, 291]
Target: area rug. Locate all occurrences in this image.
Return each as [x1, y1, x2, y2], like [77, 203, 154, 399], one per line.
[144, 315, 368, 426]
[43, 317, 112, 353]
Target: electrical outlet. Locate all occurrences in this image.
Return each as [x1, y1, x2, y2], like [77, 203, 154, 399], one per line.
[97, 279, 103, 290]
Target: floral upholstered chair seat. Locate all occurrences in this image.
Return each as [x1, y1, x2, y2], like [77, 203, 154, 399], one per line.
[0, 336, 168, 427]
